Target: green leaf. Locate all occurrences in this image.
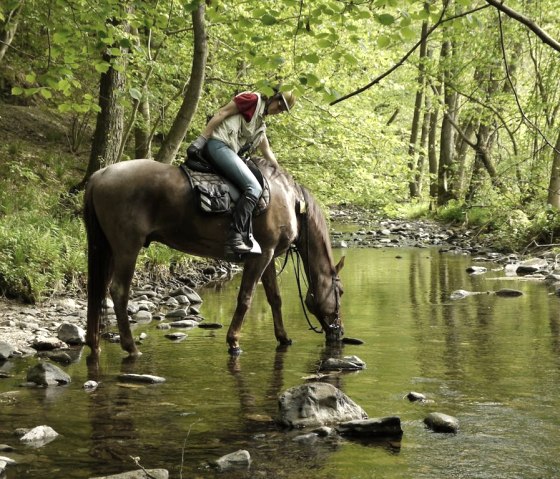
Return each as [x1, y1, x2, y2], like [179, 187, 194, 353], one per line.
[400, 26, 416, 40]
[377, 35, 391, 48]
[376, 13, 395, 25]
[261, 13, 277, 26]
[94, 62, 110, 73]
[25, 73, 36, 83]
[40, 89, 53, 99]
[11, 87, 24, 96]
[304, 53, 320, 64]
[129, 87, 142, 101]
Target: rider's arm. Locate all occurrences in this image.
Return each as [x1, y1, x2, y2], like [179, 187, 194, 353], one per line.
[201, 100, 239, 139]
[259, 135, 278, 165]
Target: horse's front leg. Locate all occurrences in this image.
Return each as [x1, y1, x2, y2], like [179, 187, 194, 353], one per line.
[110, 251, 141, 357]
[261, 261, 291, 346]
[226, 253, 273, 354]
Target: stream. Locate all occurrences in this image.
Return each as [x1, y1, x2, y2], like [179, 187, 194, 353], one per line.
[1, 247, 560, 478]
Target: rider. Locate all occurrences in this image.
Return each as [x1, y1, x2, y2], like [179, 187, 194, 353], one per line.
[187, 90, 296, 255]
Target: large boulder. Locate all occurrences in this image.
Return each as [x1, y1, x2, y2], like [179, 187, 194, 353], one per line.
[277, 382, 367, 428]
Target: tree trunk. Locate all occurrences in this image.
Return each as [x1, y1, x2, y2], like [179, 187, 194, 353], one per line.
[71, 18, 129, 191]
[451, 119, 476, 199]
[428, 97, 440, 207]
[437, 37, 457, 206]
[415, 93, 432, 196]
[408, 17, 429, 198]
[135, 86, 152, 159]
[0, 1, 24, 64]
[547, 129, 560, 208]
[156, 3, 208, 164]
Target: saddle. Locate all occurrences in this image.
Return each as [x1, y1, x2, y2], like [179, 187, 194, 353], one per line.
[179, 158, 270, 216]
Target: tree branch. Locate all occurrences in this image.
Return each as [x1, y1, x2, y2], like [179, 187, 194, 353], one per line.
[485, 0, 560, 53]
[496, 9, 560, 155]
[330, 3, 492, 106]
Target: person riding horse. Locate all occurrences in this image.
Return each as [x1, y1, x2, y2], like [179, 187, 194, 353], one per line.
[187, 90, 296, 255]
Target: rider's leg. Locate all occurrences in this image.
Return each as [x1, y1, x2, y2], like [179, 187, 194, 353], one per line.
[206, 140, 263, 253]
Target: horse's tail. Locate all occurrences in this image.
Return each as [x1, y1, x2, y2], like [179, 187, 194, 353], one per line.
[83, 181, 112, 353]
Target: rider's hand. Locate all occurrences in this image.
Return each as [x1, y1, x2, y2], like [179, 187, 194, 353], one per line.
[187, 135, 207, 159]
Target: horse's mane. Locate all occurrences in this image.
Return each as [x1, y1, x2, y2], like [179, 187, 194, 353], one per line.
[297, 185, 335, 269]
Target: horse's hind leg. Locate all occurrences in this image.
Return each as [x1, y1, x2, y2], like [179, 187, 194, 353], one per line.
[261, 261, 291, 346]
[110, 250, 141, 357]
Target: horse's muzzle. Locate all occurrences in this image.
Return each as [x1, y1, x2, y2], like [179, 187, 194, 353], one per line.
[325, 324, 344, 343]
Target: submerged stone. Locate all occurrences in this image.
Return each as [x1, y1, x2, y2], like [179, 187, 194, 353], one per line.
[337, 417, 403, 439]
[424, 412, 459, 433]
[495, 288, 523, 297]
[117, 374, 166, 384]
[212, 450, 251, 472]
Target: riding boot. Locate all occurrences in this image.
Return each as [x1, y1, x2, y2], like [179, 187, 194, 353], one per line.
[226, 193, 259, 254]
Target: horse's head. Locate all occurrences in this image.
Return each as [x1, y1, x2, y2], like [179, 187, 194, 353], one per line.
[305, 256, 345, 342]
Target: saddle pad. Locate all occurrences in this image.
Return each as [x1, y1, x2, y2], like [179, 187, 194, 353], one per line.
[181, 163, 270, 216]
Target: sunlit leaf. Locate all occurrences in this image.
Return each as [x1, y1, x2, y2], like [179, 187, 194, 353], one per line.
[376, 13, 395, 25]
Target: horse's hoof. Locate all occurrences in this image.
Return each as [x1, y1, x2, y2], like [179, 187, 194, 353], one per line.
[278, 338, 292, 346]
[228, 346, 243, 356]
[127, 350, 143, 358]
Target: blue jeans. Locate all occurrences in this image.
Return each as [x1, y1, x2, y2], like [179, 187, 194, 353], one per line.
[206, 139, 262, 199]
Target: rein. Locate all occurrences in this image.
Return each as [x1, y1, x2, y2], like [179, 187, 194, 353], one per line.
[289, 246, 324, 334]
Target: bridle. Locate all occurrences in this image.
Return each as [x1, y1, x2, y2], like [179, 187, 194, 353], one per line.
[279, 209, 342, 335]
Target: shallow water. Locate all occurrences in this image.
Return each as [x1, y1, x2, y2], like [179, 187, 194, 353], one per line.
[1, 247, 560, 478]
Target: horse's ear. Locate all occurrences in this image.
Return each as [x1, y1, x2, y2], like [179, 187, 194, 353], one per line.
[335, 255, 345, 274]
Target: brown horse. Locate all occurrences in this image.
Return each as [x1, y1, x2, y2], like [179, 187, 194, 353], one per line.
[83, 158, 344, 357]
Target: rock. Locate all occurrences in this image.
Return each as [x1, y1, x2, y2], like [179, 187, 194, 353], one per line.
[0, 445, 14, 452]
[466, 265, 487, 274]
[341, 337, 364, 345]
[169, 319, 198, 328]
[174, 295, 190, 305]
[424, 412, 459, 433]
[337, 417, 403, 439]
[165, 308, 188, 320]
[277, 382, 368, 428]
[20, 425, 59, 446]
[57, 323, 86, 345]
[83, 380, 99, 391]
[406, 391, 426, 402]
[32, 337, 67, 351]
[132, 311, 152, 323]
[0, 342, 15, 360]
[38, 351, 73, 364]
[449, 289, 478, 300]
[212, 450, 251, 472]
[320, 356, 366, 371]
[164, 333, 187, 341]
[0, 455, 16, 465]
[516, 258, 548, 275]
[292, 432, 319, 444]
[495, 288, 523, 297]
[170, 286, 203, 304]
[27, 362, 71, 386]
[197, 323, 223, 329]
[117, 374, 166, 384]
[90, 469, 169, 479]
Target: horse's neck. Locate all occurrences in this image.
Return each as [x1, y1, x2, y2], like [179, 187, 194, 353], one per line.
[299, 222, 334, 288]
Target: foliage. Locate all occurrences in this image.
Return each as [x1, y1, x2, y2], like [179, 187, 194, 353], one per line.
[3, 0, 560, 298]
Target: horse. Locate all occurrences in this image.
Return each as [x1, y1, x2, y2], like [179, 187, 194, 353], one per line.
[83, 158, 344, 357]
